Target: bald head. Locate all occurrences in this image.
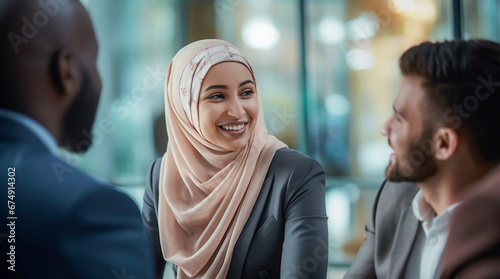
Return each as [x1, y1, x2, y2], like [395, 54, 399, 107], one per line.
[0, 0, 102, 153]
[1, 0, 89, 52]
[1, 0, 93, 96]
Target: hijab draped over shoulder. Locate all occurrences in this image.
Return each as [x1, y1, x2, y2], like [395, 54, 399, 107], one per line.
[158, 39, 287, 278]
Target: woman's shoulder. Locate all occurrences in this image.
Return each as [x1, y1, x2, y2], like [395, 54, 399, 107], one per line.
[266, 149, 325, 203]
[268, 148, 324, 177]
[144, 158, 163, 204]
[150, 157, 163, 174]
[271, 148, 321, 165]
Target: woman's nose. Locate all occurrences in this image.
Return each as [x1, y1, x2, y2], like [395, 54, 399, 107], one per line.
[226, 98, 245, 118]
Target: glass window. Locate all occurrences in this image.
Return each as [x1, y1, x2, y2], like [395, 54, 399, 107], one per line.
[463, 0, 500, 41]
[66, 0, 179, 188]
[307, 0, 452, 265]
[76, 0, 473, 276]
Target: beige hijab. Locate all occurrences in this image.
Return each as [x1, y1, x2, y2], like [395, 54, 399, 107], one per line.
[158, 39, 287, 278]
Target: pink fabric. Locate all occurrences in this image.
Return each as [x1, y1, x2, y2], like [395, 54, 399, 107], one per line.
[158, 39, 286, 278]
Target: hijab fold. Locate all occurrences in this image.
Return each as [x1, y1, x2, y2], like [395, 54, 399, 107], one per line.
[158, 39, 286, 278]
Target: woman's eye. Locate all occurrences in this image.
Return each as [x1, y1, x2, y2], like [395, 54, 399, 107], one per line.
[241, 90, 254, 97]
[208, 93, 224, 99]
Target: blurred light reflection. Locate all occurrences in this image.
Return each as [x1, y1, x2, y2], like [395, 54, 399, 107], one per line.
[313, 16, 345, 45]
[242, 17, 280, 50]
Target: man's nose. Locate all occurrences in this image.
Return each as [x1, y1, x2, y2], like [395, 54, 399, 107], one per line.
[381, 115, 392, 136]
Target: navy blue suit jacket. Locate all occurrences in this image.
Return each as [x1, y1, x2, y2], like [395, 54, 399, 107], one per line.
[0, 116, 154, 279]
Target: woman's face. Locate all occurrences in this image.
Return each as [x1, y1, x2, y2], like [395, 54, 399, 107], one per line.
[198, 62, 259, 151]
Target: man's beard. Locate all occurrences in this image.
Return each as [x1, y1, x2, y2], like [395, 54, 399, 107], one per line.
[385, 128, 438, 182]
[61, 67, 99, 154]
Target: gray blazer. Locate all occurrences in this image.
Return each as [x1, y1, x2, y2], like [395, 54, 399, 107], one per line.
[344, 180, 422, 279]
[142, 148, 328, 279]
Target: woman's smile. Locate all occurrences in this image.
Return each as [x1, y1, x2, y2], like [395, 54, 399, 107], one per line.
[219, 122, 248, 137]
[199, 61, 259, 151]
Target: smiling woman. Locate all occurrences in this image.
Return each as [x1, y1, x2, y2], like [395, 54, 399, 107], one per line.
[141, 39, 328, 279]
[199, 62, 259, 151]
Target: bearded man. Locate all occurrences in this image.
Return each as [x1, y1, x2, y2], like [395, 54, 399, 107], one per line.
[345, 39, 500, 279]
[0, 1, 154, 278]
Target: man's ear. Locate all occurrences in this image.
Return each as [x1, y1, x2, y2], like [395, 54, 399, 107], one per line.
[433, 127, 459, 161]
[52, 48, 80, 98]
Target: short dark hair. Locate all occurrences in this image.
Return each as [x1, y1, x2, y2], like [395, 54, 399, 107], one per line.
[399, 39, 500, 163]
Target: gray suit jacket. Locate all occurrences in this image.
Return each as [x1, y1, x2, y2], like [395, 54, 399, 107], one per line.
[344, 180, 421, 279]
[142, 148, 328, 279]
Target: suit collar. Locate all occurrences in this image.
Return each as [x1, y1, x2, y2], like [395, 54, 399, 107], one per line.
[226, 174, 275, 278]
[389, 204, 420, 278]
[0, 114, 55, 155]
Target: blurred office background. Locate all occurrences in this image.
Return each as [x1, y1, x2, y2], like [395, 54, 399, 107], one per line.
[69, 0, 500, 277]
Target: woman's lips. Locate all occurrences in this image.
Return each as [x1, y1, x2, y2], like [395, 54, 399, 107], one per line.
[219, 123, 247, 137]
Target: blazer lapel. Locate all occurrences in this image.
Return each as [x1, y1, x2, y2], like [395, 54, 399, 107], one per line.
[389, 205, 420, 278]
[433, 253, 445, 279]
[226, 174, 275, 278]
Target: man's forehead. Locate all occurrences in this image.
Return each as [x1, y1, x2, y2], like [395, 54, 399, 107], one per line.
[398, 76, 425, 99]
[394, 76, 427, 116]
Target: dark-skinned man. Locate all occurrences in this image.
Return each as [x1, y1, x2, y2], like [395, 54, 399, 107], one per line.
[0, 0, 154, 278]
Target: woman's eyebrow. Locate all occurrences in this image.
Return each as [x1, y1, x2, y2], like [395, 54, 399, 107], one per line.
[204, 84, 228, 92]
[204, 80, 254, 92]
[239, 80, 254, 87]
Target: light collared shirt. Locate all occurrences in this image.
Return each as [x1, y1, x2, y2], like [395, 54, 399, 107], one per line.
[404, 190, 460, 279]
[0, 108, 59, 156]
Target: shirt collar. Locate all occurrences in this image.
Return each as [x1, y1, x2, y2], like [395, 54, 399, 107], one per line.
[0, 109, 59, 156]
[412, 190, 434, 223]
[411, 189, 461, 232]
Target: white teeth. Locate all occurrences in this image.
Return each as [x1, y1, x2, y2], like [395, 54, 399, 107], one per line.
[221, 124, 245, 131]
